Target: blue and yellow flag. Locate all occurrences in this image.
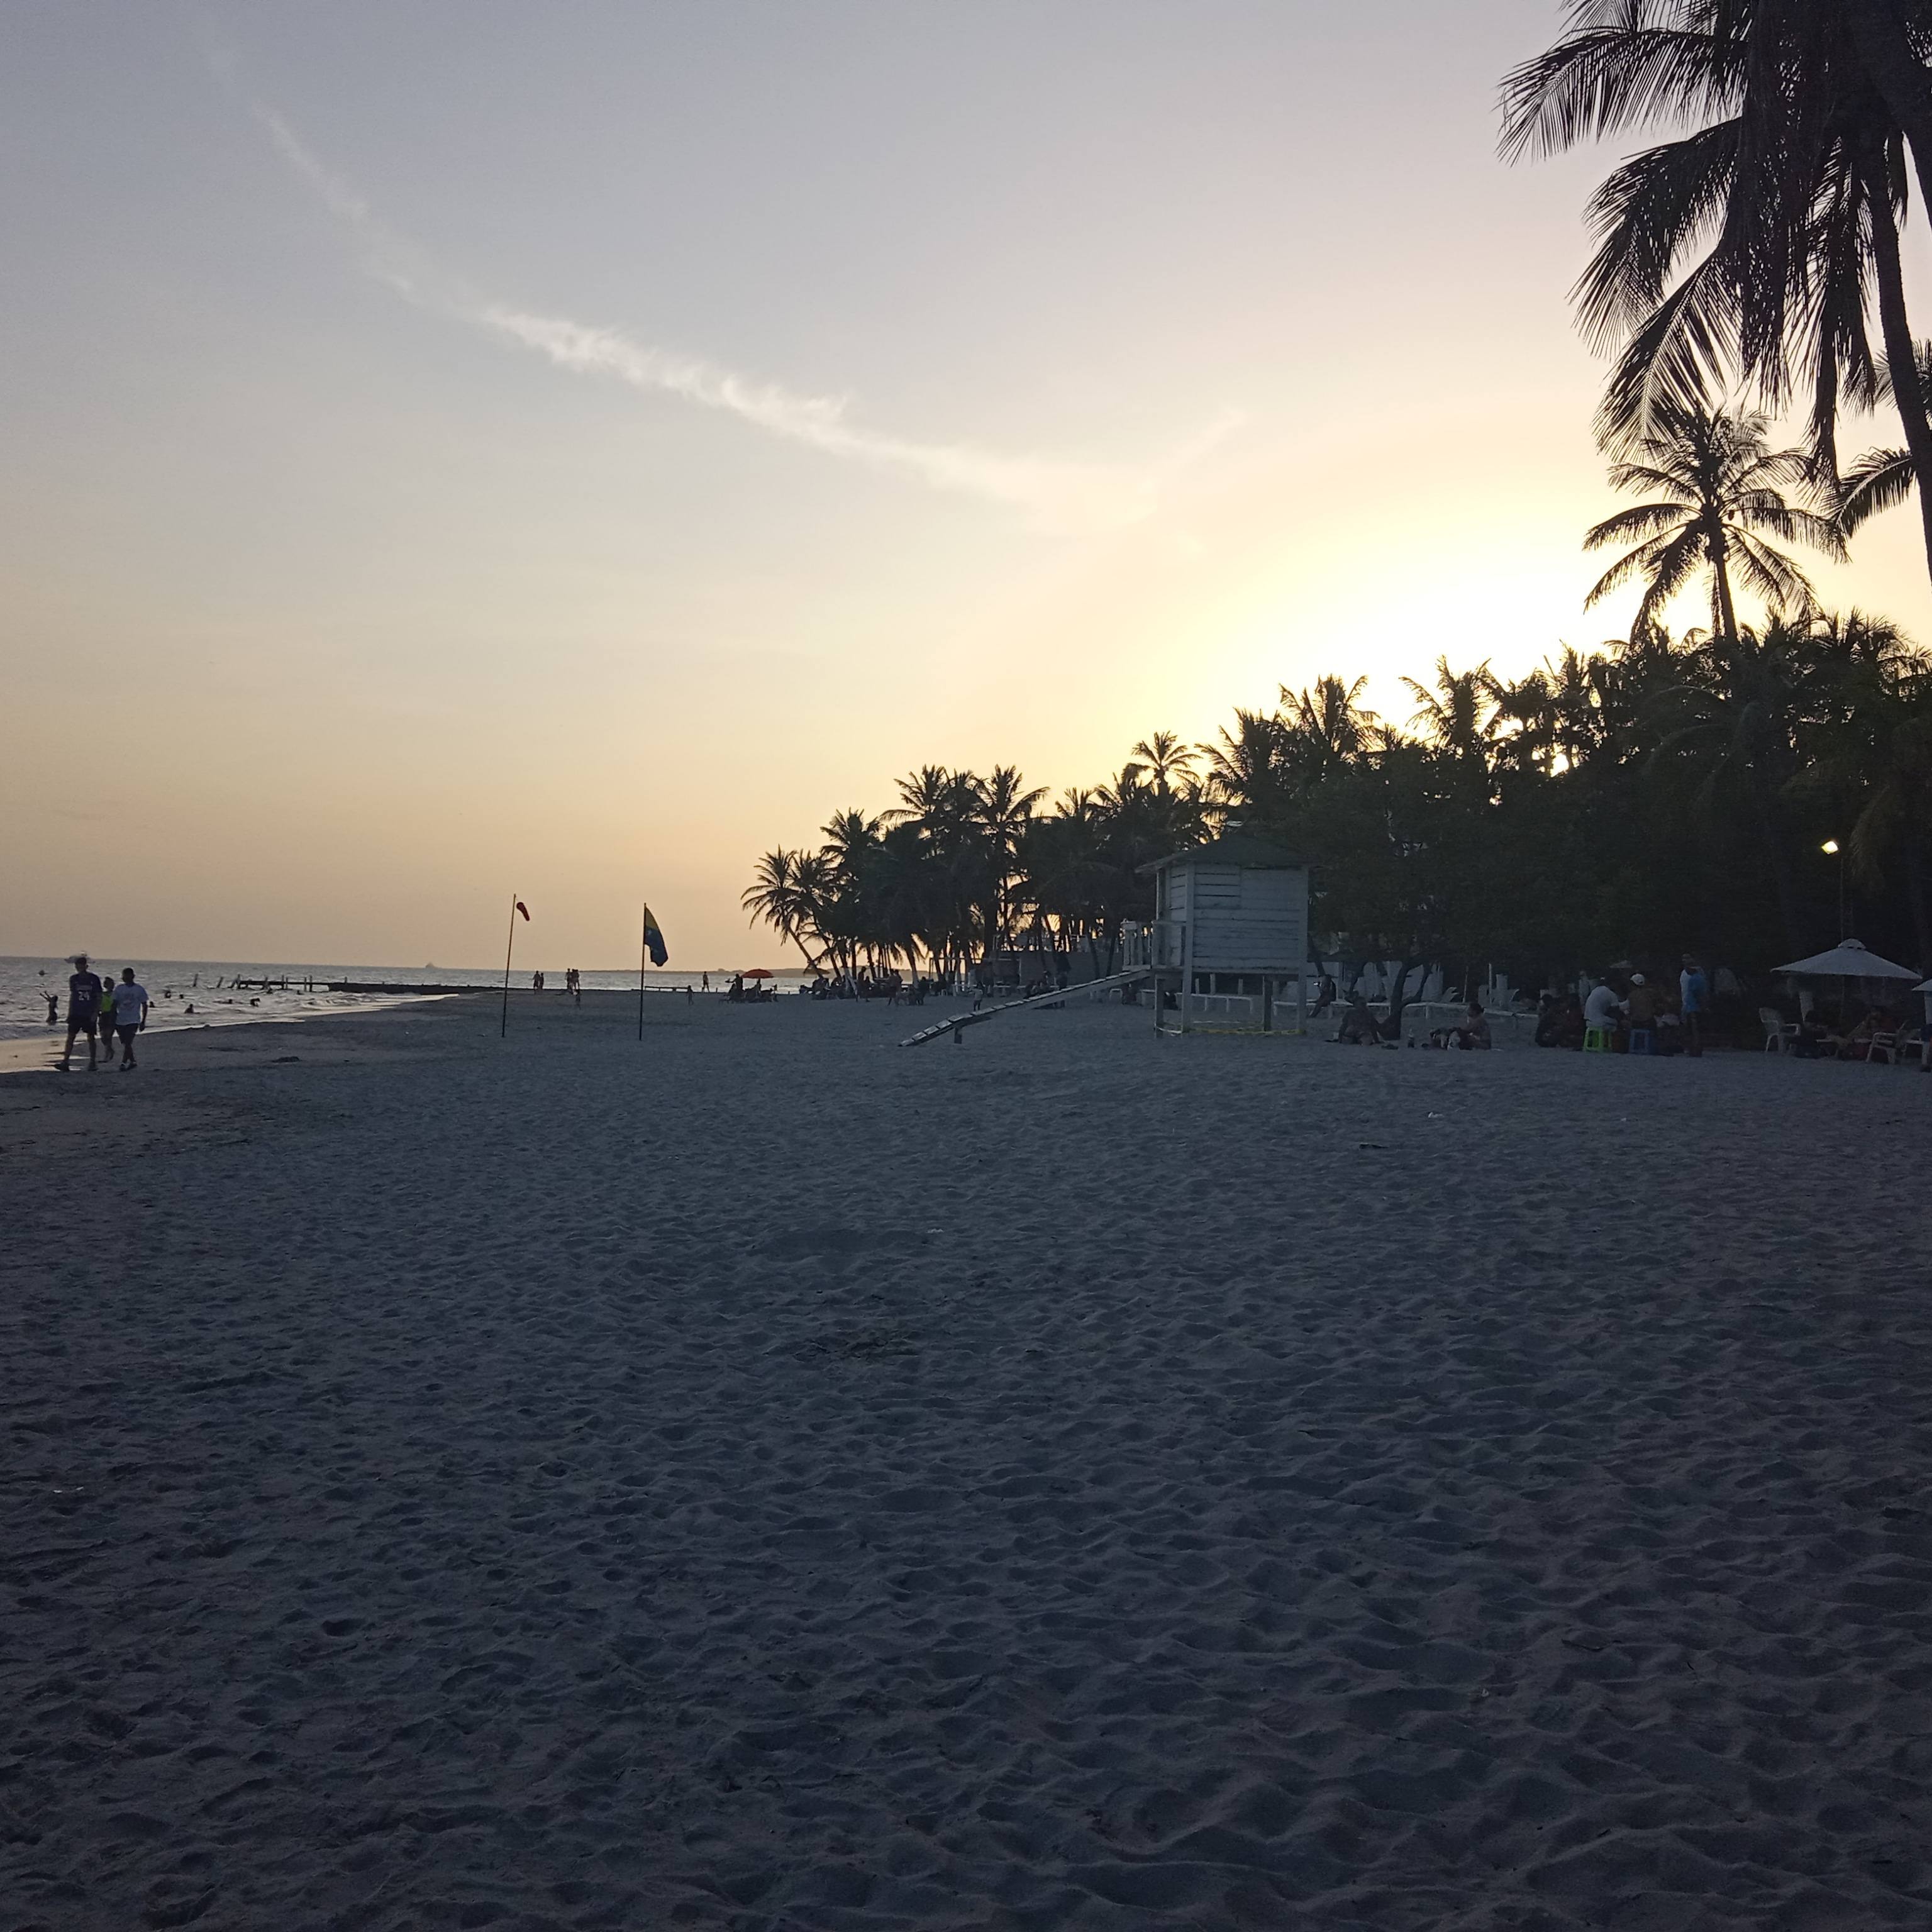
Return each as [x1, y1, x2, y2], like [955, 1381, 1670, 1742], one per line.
[642, 903, 669, 967]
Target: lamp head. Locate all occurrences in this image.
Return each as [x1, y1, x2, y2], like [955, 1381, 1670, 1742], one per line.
[1821, 839, 1840, 855]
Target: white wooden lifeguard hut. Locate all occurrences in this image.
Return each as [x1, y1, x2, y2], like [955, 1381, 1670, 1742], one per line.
[1139, 833, 1311, 1035]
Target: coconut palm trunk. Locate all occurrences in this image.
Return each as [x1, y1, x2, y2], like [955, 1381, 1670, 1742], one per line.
[1753, 764, 1807, 958]
[1902, 821, 1932, 969]
[1706, 522, 1739, 646]
[1860, 145, 1932, 586]
[1846, 0, 1932, 220]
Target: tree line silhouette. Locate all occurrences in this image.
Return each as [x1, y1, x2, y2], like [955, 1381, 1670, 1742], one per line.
[745, 4, 1932, 994]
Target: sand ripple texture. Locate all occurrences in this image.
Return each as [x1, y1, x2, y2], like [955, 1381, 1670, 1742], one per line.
[3, 995, 1929, 1931]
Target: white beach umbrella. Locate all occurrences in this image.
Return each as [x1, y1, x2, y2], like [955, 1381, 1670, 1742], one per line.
[1774, 938, 1920, 1024]
[1772, 939, 1919, 979]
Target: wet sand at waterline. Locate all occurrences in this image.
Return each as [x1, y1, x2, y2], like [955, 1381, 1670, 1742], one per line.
[3, 992, 1928, 1929]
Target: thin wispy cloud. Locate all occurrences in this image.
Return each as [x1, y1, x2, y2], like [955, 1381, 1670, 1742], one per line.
[243, 97, 1238, 531]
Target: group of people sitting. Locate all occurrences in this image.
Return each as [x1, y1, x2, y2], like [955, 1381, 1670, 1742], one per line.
[1770, 1002, 1924, 1061]
[1328, 990, 1491, 1049]
[1531, 954, 1715, 1054]
[805, 969, 942, 1004]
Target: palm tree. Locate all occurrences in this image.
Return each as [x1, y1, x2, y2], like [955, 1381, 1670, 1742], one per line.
[1654, 612, 1838, 951]
[1584, 404, 1844, 644]
[1833, 662, 1932, 965]
[1128, 731, 1196, 796]
[742, 848, 830, 970]
[1501, 2, 1932, 583]
[742, 848, 802, 959]
[1199, 708, 1290, 822]
[971, 767, 1045, 958]
[887, 765, 955, 826]
[1402, 657, 1504, 764]
[1279, 675, 1378, 784]
[1492, 648, 1607, 778]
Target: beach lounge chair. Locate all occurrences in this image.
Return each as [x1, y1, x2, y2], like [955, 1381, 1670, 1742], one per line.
[1860, 1028, 1899, 1065]
[1759, 1006, 1799, 1053]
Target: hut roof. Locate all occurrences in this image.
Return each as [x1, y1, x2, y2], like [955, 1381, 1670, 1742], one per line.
[1137, 833, 1306, 876]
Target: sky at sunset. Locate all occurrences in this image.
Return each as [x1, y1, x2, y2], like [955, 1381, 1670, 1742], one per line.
[7, 2, 1932, 969]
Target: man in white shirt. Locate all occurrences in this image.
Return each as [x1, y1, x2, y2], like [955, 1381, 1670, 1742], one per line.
[1584, 980, 1624, 1037]
[109, 967, 149, 1070]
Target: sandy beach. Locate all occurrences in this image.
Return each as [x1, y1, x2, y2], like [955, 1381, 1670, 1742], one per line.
[3, 991, 1929, 1929]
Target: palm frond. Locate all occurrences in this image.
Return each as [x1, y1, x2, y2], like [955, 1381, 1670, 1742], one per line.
[1584, 500, 1692, 547]
[1499, 16, 1739, 163]
[1637, 529, 1709, 629]
[1586, 526, 1684, 605]
[1575, 119, 1740, 343]
[1838, 447, 1917, 531]
[1726, 531, 1819, 613]
[1596, 260, 1740, 450]
[1729, 495, 1848, 558]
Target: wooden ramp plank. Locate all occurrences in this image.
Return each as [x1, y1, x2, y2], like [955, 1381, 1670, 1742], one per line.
[898, 967, 1152, 1046]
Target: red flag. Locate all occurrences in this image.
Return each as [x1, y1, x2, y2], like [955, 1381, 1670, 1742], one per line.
[515, 901, 530, 921]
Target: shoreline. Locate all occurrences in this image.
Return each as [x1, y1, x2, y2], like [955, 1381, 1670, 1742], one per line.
[0, 985, 728, 1077]
[0, 993, 452, 1076]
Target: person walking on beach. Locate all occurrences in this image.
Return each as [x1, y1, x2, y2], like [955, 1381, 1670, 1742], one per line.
[57, 954, 104, 1070]
[110, 967, 148, 1069]
[1679, 953, 1708, 1057]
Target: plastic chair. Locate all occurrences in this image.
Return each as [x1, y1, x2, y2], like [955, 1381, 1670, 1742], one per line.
[1759, 1006, 1798, 1053]
[1583, 1024, 1616, 1053]
[1628, 1028, 1654, 1055]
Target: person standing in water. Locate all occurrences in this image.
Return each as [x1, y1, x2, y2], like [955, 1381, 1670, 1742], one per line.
[57, 954, 104, 1070]
[110, 967, 149, 1069]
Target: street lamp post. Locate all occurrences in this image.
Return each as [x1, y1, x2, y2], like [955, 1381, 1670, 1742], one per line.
[1821, 839, 1846, 941]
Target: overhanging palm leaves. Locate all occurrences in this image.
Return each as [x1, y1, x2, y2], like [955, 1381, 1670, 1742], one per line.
[1840, 340, 1932, 530]
[1501, 0, 1932, 587]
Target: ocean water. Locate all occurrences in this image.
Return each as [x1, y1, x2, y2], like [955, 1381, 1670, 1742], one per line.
[0, 958, 810, 1041]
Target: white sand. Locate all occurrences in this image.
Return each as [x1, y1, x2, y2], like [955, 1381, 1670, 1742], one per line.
[3, 992, 1929, 1929]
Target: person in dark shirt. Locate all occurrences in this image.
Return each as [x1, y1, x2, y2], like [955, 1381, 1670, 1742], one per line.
[57, 953, 105, 1072]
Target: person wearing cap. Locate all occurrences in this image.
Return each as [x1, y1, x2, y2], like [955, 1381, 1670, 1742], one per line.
[1626, 972, 1658, 1052]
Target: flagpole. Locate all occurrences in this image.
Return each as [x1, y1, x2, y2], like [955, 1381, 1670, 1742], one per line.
[501, 892, 517, 1038]
[638, 904, 647, 1041]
